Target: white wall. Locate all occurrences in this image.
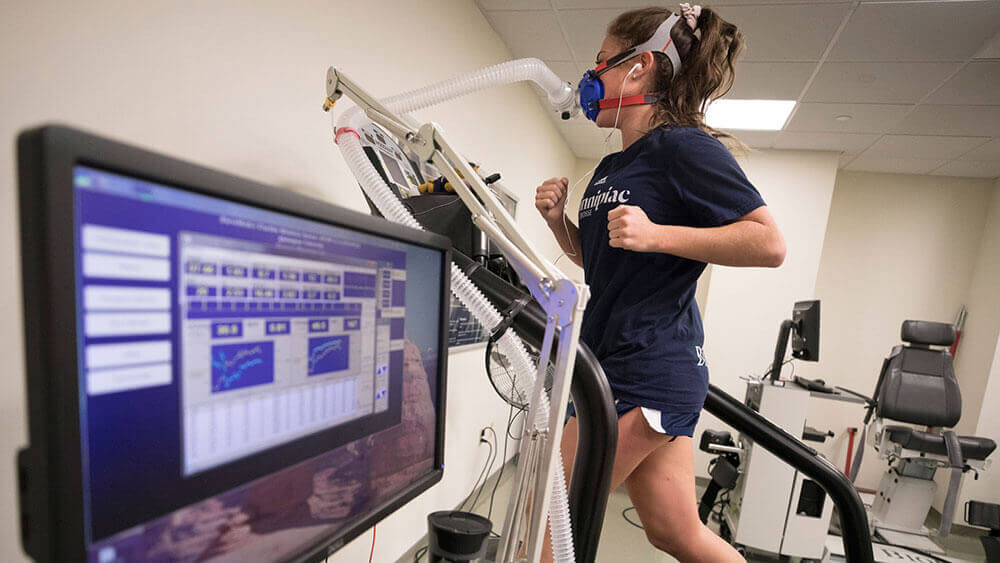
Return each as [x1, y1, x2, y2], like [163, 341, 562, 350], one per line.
[807, 171, 994, 492]
[954, 179, 1000, 436]
[954, 179, 1000, 509]
[0, 1, 580, 561]
[694, 149, 840, 476]
[959, 334, 1000, 509]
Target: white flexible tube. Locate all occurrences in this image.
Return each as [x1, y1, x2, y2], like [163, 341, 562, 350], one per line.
[381, 57, 576, 115]
[451, 269, 575, 563]
[336, 57, 577, 142]
[332, 59, 578, 560]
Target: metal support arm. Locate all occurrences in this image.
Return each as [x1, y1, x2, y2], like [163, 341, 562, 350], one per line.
[327, 66, 589, 563]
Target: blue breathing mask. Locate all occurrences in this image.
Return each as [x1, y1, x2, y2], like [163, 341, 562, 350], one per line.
[577, 13, 684, 122]
[578, 70, 606, 122]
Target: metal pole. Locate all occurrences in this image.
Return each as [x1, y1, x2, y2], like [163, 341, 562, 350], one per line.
[770, 319, 795, 381]
[453, 253, 616, 563]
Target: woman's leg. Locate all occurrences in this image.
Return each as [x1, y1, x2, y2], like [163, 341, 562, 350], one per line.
[540, 408, 676, 562]
[625, 436, 743, 562]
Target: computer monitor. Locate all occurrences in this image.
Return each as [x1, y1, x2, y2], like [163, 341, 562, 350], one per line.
[16, 126, 450, 563]
[791, 300, 820, 362]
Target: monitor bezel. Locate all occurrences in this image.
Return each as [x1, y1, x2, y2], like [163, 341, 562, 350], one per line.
[16, 124, 451, 563]
[791, 299, 820, 362]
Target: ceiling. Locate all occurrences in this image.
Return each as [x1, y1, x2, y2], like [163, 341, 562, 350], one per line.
[476, 0, 1000, 179]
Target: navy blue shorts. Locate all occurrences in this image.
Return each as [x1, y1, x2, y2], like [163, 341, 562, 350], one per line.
[565, 399, 701, 438]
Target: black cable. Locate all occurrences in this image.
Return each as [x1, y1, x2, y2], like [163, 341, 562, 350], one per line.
[507, 407, 526, 441]
[458, 440, 493, 512]
[710, 490, 731, 523]
[761, 357, 794, 379]
[487, 402, 517, 523]
[622, 506, 644, 529]
[481, 425, 498, 455]
[470, 428, 498, 510]
[475, 435, 498, 509]
[471, 440, 494, 505]
[413, 434, 503, 563]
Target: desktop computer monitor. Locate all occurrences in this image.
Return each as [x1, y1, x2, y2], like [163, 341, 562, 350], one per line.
[16, 126, 450, 562]
[791, 300, 820, 362]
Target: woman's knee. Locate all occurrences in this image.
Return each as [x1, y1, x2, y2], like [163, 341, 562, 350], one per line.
[643, 519, 706, 559]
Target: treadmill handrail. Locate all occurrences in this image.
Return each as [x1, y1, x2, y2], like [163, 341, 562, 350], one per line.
[704, 385, 875, 562]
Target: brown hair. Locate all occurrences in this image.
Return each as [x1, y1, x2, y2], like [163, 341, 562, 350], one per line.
[607, 6, 745, 148]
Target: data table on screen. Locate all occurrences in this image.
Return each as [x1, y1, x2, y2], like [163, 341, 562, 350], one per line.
[177, 233, 393, 475]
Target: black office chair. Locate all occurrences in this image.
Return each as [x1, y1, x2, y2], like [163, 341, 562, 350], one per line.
[851, 321, 996, 537]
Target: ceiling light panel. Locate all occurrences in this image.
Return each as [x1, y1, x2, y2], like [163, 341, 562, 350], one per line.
[705, 99, 797, 131]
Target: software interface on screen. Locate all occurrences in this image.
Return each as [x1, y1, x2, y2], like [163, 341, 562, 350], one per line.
[177, 230, 391, 475]
[73, 165, 443, 562]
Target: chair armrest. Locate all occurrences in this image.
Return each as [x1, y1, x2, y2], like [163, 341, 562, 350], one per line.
[835, 386, 872, 404]
[940, 430, 964, 537]
[943, 431, 963, 468]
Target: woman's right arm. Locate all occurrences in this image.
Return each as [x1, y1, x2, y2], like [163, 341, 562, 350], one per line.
[535, 177, 584, 268]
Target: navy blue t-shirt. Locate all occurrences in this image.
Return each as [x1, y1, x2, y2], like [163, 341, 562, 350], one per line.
[577, 126, 765, 412]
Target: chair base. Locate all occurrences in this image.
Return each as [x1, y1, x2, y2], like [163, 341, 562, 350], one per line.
[871, 467, 936, 533]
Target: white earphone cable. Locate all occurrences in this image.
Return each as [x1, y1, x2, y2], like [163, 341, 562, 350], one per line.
[559, 62, 640, 258]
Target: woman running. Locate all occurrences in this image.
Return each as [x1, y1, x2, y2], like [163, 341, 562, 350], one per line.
[536, 5, 785, 561]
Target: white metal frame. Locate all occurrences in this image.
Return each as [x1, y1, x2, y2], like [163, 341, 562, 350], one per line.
[324, 67, 589, 563]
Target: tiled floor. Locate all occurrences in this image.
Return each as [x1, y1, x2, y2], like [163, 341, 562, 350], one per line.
[395, 461, 692, 563]
[396, 459, 993, 562]
[882, 509, 987, 562]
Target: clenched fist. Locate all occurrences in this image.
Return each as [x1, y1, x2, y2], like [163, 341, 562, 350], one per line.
[535, 177, 568, 223]
[608, 205, 659, 252]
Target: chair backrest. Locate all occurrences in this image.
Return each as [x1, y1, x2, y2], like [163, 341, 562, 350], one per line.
[875, 320, 962, 427]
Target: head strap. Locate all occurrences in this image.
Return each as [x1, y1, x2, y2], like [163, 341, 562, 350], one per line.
[594, 94, 659, 112]
[641, 13, 684, 77]
[599, 13, 684, 78]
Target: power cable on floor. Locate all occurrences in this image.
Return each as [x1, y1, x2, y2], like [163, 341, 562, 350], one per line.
[622, 506, 644, 530]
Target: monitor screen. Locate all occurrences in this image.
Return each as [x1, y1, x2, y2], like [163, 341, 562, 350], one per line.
[55, 161, 446, 562]
[791, 299, 820, 362]
[379, 150, 409, 190]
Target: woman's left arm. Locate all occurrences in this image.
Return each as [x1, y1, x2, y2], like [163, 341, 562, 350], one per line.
[607, 204, 785, 267]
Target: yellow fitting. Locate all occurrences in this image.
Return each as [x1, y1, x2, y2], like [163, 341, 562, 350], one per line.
[322, 97, 337, 112]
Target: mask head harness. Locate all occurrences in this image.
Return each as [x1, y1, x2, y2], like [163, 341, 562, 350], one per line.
[578, 12, 685, 122]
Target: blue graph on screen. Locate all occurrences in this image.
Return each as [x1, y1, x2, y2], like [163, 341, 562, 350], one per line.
[307, 335, 350, 376]
[211, 342, 275, 393]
